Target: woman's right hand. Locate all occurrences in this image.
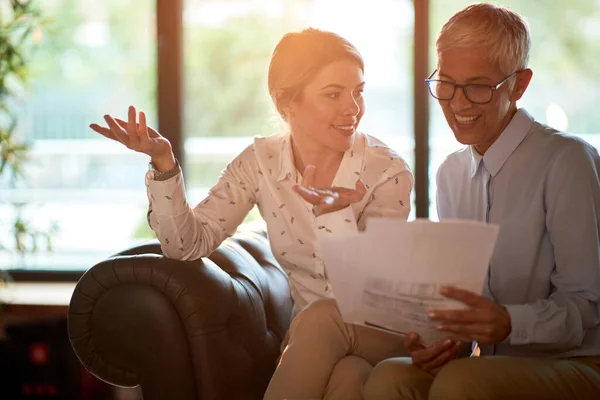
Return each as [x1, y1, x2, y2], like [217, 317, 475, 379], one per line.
[292, 165, 367, 217]
[90, 105, 175, 169]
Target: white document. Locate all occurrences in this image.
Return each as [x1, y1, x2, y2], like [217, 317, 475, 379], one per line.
[318, 218, 499, 346]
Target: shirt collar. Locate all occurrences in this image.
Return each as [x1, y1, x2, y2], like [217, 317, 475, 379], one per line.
[470, 146, 484, 178]
[276, 131, 366, 189]
[332, 132, 366, 189]
[469, 108, 535, 178]
[277, 133, 296, 182]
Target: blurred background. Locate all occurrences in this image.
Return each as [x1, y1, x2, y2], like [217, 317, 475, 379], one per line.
[0, 0, 598, 273]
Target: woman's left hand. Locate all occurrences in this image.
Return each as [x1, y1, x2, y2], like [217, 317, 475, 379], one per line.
[292, 165, 367, 216]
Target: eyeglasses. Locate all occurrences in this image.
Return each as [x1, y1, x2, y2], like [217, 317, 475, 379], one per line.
[425, 69, 518, 105]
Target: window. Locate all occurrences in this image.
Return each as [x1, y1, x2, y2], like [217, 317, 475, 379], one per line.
[0, 0, 156, 270]
[428, 0, 600, 219]
[4, 0, 595, 273]
[182, 0, 416, 221]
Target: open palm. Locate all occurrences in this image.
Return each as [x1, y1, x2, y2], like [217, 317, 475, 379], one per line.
[293, 165, 367, 216]
[90, 105, 172, 160]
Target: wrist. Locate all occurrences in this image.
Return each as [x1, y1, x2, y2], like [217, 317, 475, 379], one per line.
[149, 158, 181, 182]
[151, 153, 176, 172]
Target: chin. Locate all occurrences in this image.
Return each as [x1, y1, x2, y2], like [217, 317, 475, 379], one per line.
[335, 135, 355, 152]
[452, 130, 480, 147]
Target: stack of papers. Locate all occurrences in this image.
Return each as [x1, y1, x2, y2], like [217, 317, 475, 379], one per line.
[318, 218, 499, 346]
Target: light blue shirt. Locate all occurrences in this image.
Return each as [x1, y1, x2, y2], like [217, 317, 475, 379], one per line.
[436, 108, 600, 358]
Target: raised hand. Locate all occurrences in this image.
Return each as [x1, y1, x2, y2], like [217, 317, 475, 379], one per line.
[404, 332, 462, 376]
[428, 286, 512, 344]
[90, 105, 175, 170]
[292, 165, 367, 216]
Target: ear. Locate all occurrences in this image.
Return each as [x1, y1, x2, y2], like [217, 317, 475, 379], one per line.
[510, 68, 533, 102]
[282, 103, 296, 119]
[274, 89, 295, 119]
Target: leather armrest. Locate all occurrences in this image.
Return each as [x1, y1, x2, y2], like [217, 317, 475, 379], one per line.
[68, 230, 292, 400]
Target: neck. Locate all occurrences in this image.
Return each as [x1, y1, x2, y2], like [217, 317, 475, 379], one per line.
[290, 134, 345, 187]
[475, 105, 518, 155]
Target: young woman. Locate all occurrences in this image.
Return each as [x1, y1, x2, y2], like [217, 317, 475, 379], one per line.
[91, 28, 413, 400]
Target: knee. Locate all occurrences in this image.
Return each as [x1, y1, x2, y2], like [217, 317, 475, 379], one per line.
[325, 356, 372, 400]
[363, 359, 432, 400]
[363, 360, 399, 399]
[288, 299, 340, 335]
[429, 358, 493, 400]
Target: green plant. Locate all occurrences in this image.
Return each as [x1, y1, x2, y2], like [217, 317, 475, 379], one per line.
[0, 1, 55, 263]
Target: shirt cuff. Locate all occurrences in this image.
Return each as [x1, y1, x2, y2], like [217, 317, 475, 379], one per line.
[504, 304, 536, 345]
[145, 170, 188, 216]
[314, 205, 358, 238]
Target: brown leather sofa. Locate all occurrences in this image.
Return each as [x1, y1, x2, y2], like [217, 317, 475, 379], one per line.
[68, 228, 293, 400]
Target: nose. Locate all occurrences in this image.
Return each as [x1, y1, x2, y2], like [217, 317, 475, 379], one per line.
[450, 87, 471, 111]
[343, 92, 361, 117]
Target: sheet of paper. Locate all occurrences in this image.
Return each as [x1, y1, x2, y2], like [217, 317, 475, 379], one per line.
[319, 218, 499, 346]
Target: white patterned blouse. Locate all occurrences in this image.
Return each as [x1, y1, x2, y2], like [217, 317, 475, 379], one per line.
[145, 131, 413, 315]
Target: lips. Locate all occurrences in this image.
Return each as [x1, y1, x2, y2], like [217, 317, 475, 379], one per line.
[454, 114, 480, 125]
[331, 124, 354, 130]
[331, 124, 355, 136]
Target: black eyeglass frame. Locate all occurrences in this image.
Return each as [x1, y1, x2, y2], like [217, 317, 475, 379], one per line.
[425, 69, 520, 105]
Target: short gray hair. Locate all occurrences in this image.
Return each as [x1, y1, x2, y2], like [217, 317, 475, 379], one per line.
[436, 3, 531, 76]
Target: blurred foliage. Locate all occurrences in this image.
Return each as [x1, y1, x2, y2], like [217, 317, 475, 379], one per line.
[0, 0, 57, 257]
[183, 14, 281, 137]
[5, 0, 599, 247]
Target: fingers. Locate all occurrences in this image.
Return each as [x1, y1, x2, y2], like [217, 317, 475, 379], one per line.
[102, 115, 129, 144]
[354, 179, 367, 198]
[421, 341, 462, 373]
[414, 338, 454, 363]
[89, 123, 115, 139]
[318, 190, 339, 206]
[403, 332, 424, 352]
[127, 106, 140, 147]
[90, 122, 128, 146]
[138, 110, 150, 145]
[292, 184, 322, 205]
[294, 165, 365, 214]
[115, 118, 127, 129]
[440, 286, 486, 308]
[429, 309, 492, 324]
[117, 114, 161, 138]
[411, 337, 458, 374]
[92, 107, 162, 153]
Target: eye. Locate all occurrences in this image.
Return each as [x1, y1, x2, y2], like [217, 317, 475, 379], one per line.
[354, 88, 364, 97]
[326, 92, 341, 100]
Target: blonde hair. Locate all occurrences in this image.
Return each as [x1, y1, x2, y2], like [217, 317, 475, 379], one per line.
[436, 3, 531, 76]
[268, 28, 364, 121]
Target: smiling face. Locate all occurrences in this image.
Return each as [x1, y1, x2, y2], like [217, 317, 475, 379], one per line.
[437, 48, 530, 154]
[286, 58, 365, 153]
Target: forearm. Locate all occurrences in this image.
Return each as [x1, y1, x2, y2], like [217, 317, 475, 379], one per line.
[146, 173, 220, 259]
[147, 169, 255, 260]
[504, 293, 598, 352]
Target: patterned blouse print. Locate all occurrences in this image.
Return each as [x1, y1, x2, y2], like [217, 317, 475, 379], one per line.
[145, 131, 413, 314]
